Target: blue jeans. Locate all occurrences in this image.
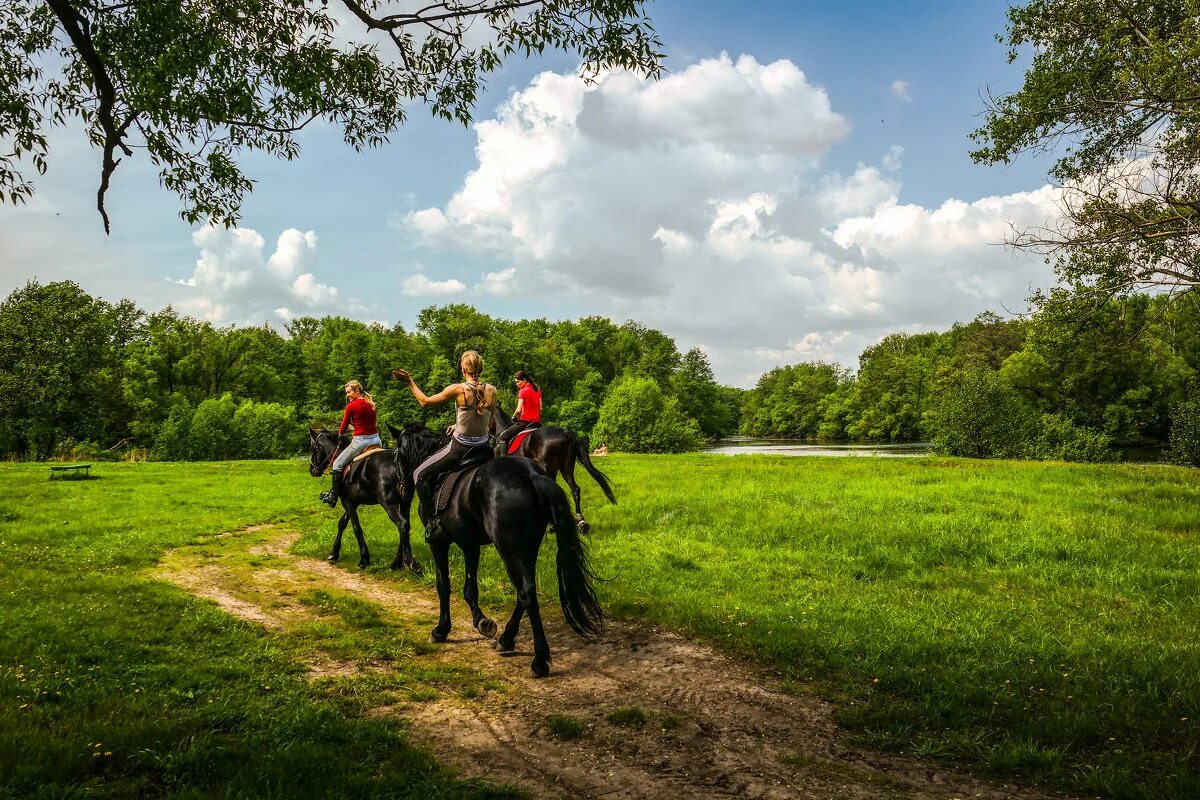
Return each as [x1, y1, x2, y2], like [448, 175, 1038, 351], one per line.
[333, 433, 382, 471]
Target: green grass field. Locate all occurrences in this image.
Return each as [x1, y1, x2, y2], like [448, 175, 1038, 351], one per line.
[3, 455, 1200, 798]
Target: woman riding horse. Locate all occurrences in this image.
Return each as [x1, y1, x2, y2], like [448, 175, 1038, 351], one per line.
[495, 369, 542, 456]
[389, 420, 602, 677]
[319, 380, 381, 508]
[391, 350, 497, 541]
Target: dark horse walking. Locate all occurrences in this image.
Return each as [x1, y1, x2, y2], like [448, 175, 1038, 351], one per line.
[308, 428, 422, 575]
[493, 405, 616, 533]
[389, 422, 603, 677]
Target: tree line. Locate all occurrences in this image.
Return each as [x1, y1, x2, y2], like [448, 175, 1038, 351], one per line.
[741, 297, 1200, 465]
[0, 280, 739, 461]
[3, 280, 1198, 464]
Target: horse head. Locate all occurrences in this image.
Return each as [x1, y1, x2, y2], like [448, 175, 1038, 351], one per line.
[493, 403, 513, 429]
[307, 427, 340, 477]
[387, 421, 445, 478]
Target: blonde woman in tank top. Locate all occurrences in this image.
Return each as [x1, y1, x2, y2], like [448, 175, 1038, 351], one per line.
[391, 350, 497, 540]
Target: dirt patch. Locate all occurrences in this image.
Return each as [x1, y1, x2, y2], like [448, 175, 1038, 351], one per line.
[155, 526, 1059, 800]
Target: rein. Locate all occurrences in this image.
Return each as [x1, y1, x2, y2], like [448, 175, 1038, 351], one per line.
[319, 443, 342, 476]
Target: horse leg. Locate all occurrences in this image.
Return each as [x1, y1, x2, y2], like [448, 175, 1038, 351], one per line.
[384, 494, 422, 575]
[544, 466, 560, 534]
[430, 536, 453, 643]
[345, 504, 371, 569]
[503, 556, 550, 677]
[328, 513, 349, 562]
[461, 544, 496, 638]
[495, 599, 524, 653]
[562, 462, 588, 534]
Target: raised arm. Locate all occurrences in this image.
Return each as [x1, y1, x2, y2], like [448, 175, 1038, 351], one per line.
[391, 369, 461, 408]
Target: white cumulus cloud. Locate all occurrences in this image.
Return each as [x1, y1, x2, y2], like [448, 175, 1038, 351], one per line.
[402, 272, 467, 297]
[174, 225, 341, 323]
[395, 54, 1061, 385]
[891, 80, 912, 101]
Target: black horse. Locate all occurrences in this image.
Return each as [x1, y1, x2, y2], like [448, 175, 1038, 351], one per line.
[493, 405, 616, 533]
[389, 422, 602, 677]
[307, 428, 422, 575]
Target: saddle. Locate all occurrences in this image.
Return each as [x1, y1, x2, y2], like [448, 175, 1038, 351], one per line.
[433, 444, 494, 514]
[507, 422, 542, 455]
[343, 445, 386, 482]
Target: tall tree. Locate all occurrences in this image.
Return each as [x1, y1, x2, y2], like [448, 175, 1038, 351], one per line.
[972, 0, 1200, 297]
[0, 281, 132, 458]
[0, 0, 662, 231]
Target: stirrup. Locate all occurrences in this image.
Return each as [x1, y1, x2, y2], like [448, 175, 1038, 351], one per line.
[319, 490, 338, 508]
[423, 516, 443, 543]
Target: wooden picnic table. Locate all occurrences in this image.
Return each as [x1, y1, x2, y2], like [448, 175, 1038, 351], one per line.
[48, 463, 92, 480]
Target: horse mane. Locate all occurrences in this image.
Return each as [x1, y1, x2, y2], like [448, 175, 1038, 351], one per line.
[394, 422, 448, 471]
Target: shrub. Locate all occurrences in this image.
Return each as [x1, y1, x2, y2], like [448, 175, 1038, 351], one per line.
[153, 400, 195, 461]
[592, 376, 703, 453]
[929, 370, 1037, 458]
[233, 400, 303, 459]
[188, 394, 240, 460]
[52, 439, 121, 462]
[1168, 395, 1200, 467]
[1032, 413, 1116, 463]
[549, 398, 599, 436]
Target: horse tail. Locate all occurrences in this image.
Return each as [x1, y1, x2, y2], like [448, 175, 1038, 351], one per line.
[533, 472, 604, 638]
[567, 430, 617, 504]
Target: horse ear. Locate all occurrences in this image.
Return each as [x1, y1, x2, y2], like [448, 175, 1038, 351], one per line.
[386, 422, 403, 439]
[308, 427, 319, 439]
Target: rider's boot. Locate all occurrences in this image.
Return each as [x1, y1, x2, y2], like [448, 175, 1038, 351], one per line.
[416, 475, 443, 542]
[319, 469, 343, 508]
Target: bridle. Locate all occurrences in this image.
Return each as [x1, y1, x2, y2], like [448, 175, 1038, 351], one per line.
[312, 433, 342, 476]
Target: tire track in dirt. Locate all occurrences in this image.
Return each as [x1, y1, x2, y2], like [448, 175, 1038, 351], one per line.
[156, 525, 1063, 800]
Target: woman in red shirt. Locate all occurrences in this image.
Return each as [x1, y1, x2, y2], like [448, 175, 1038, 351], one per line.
[496, 369, 542, 456]
[319, 380, 380, 507]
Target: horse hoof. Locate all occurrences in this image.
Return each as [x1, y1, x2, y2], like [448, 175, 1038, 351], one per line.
[408, 559, 424, 576]
[578, 520, 591, 535]
[494, 638, 516, 653]
[530, 661, 550, 678]
[431, 629, 449, 644]
[326, 554, 339, 563]
[358, 561, 369, 570]
[477, 618, 497, 638]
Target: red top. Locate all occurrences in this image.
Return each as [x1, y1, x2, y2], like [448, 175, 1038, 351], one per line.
[518, 384, 542, 422]
[340, 398, 378, 436]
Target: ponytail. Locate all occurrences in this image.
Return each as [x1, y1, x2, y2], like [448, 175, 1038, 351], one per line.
[459, 350, 492, 415]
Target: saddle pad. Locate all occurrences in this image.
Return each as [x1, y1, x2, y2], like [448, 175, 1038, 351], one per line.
[435, 465, 481, 513]
[508, 428, 536, 455]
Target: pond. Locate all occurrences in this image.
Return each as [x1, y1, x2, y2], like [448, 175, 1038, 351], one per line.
[702, 438, 934, 458]
[702, 438, 1167, 463]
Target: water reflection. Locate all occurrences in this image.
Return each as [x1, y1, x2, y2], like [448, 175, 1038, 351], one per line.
[703, 438, 935, 458]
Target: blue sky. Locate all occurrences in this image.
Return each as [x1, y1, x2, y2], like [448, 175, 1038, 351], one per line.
[0, 1, 1062, 386]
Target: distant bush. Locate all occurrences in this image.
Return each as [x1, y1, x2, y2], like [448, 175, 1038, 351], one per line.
[233, 400, 304, 458]
[549, 398, 599, 436]
[152, 395, 303, 461]
[153, 400, 195, 461]
[1168, 395, 1200, 467]
[593, 376, 703, 453]
[189, 394, 240, 460]
[52, 438, 121, 462]
[930, 370, 1037, 458]
[1032, 414, 1116, 463]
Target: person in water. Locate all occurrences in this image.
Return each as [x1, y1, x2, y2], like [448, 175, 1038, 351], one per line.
[391, 350, 497, 540]
[495, 369, 542, 456]
[320, 380, 380, 507]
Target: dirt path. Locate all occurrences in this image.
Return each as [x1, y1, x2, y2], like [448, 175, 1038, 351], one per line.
[155, 525, 1059, 800]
